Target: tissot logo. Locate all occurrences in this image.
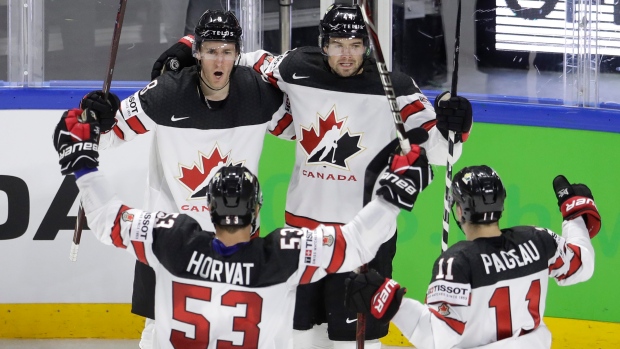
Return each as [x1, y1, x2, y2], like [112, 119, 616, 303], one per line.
[299, 106, 365, 170]
[176, 145, 244, 200]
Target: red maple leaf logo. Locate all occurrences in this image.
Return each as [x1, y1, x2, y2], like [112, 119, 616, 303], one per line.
[177, 147, 229, 192]
[299, 108, 345, 155]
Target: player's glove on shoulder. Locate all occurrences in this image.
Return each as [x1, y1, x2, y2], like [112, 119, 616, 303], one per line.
[151, 35, 195, 80]
[344, 269, 406, 324]
[80, 90, 120, 133]
[553, 175, 601, 238]
[53, 108, 100, 175]
[434, 91, 473, 143]
[377, 144, 433, 211]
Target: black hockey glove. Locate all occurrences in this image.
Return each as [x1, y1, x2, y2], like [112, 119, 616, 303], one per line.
[434, 91, 473, 143]
[151, 35, 195, 80]
[53, 108, 100, 175]
[80, 90, 120, 133]
[344, 269, 406, 324]
[553, 175, 601, 238]
[376, 144, 433, 211]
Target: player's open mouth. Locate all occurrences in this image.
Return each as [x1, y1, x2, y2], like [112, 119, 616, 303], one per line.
[214, 72, 224, 77]
[339, 63, 353, 68]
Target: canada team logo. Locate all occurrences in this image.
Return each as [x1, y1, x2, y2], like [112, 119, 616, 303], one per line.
[437, 303, 451, 316]
[176, 145, 244, 200]
[299, 106, 365, 170]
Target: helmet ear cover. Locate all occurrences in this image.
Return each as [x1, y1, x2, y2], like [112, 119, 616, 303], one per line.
[450, 165, 506, 224]
[207, 166, 262, 227]
[318, 5, 371, 57]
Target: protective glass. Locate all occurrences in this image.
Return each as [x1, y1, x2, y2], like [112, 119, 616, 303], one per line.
[324, 38, 367, 57]
[196, 42, 238, 61]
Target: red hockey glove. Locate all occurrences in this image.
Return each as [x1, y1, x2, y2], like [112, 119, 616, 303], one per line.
[151, 35, 195, 80]
[80, 90, 120, 133]
[376, 144, 433, 211]
[53, 108, 100, 175]
[434, 91, 473, 142]
[344, 269, 406, 323]
[553, 175, 601, 238]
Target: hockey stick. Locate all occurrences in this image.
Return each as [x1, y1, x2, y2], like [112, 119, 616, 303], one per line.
[71, 0, 128, 262]
[441, 0, 462, 253]
[355, 1, 412, 347]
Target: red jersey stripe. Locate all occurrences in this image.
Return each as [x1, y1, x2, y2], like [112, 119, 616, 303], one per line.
[299, 266, 318, 284]
[400, 100, 426, 123]
[112, 124, 125, 140]
[132, 241, 148, 265]
[548, 255, 565, 272]
[421, 119, 437, 132]
[326, 226, 346, 274]
[111, 205, 130, 249]
[557, 244, 583, 281]
[429, 308, 466, 335]
[270, 113, 293, 136]
[125, 116, 148, 134]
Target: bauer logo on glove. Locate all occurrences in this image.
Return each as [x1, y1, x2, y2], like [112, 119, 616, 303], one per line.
[53, 108, 101, 175]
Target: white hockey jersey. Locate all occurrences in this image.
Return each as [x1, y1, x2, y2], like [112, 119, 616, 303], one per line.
[241, 47, 463, 227]
[77, 170, 400, 349]
[99, 66, 287, 231]
[391, 220, 595, 349]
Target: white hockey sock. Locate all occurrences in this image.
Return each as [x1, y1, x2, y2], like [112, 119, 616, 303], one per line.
[139, 318, 155, 349]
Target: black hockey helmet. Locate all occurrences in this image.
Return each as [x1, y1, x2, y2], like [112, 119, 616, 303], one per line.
[450, 165, 506, 224]
[207, 165, 262, 227]
[193, 9, 243, 57]
[318, 5, 370, 55]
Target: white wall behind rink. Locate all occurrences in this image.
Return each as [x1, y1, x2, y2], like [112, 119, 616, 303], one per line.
[0, 109, 153, 303]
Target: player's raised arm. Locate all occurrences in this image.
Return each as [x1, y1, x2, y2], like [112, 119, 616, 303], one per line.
[546, 175, 600, 285]
[294, 144, 434, 285]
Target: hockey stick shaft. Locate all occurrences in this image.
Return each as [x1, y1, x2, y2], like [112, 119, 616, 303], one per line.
[71, 0, 128, 262]
[442, 0, 461, 253]
[359, 0, 410, 155]
[356, 1, 409, 347]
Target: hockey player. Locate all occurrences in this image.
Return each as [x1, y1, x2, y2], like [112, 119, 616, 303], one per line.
[79, 10, 288, 349]
[344, 165, 600, 349]
[52, 106, 434, 349]
[151, 5, 473, 348]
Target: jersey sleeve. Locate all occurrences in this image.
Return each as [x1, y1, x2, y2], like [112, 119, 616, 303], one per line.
[267, 93, 296, 140]
[287, 197, 400, 286]
[99, 86, 159, 149]
[76, 170, 200, 269]
[395, 77, 463, 166]
[391, 250, 472, 349]
[545, 218, 595, 285]
[239, 50, 292, 92]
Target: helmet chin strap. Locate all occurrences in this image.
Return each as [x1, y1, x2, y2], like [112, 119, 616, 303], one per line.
[451, 207, 466, 235]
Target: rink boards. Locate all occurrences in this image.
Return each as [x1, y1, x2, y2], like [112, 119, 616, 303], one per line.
[0, 89, 619, 347]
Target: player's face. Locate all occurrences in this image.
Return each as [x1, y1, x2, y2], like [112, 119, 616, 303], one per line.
[197, 41, 238, 89]
[324, 37, 366, 77]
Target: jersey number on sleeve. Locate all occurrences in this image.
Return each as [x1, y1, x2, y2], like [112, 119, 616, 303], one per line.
[170, 282, 263, 348]
[488, 279, 541, 341]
